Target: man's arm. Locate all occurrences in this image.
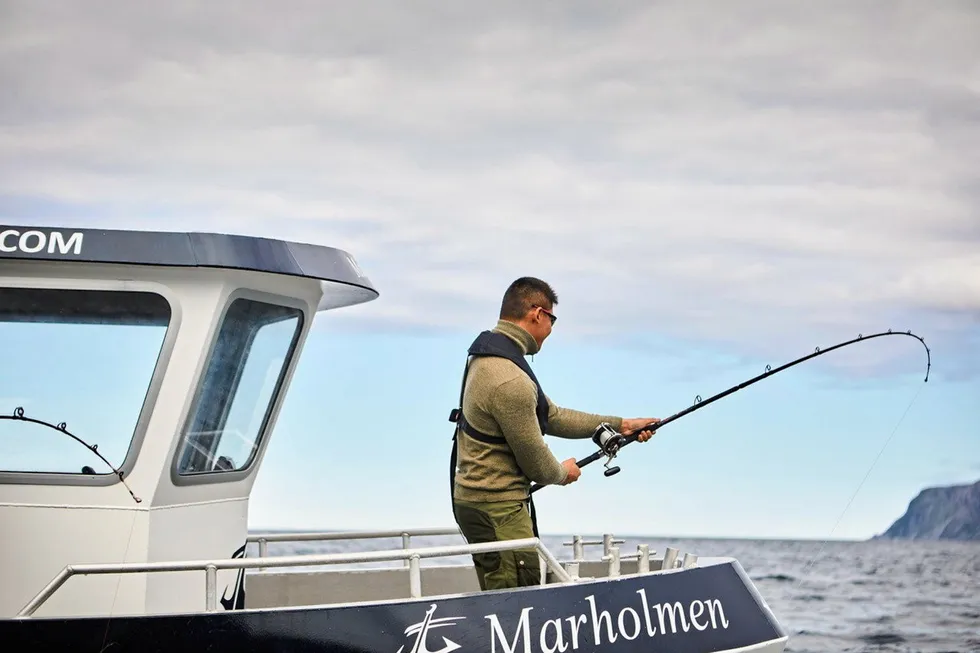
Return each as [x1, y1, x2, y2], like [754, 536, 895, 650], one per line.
[544, 396, 623, 439]
[490, 378, 569, 486]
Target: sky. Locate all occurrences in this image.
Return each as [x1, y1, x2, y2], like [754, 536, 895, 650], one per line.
[0, 1, 977, 540]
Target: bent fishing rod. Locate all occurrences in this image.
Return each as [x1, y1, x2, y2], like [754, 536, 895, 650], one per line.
[530, 329, 931, 494]
[0, 406, 142, 503]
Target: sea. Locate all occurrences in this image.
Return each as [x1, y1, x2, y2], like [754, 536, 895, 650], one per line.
[248, 533, 980, 653]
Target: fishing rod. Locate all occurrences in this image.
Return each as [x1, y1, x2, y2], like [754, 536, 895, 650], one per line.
[0, 406, 142, 504]
[530, 329, 931, 494]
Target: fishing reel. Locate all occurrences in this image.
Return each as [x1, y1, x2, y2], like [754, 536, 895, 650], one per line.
[591, 422, 626, 477]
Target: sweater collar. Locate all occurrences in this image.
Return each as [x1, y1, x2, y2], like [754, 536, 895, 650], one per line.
[492, 319, 540, 356]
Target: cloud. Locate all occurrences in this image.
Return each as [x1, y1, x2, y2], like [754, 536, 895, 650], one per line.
[1, 0, 978, 380]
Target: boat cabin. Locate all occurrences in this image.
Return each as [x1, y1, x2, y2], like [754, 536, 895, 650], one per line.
[0, 225, 377, 618]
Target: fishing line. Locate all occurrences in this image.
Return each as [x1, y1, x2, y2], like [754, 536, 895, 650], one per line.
[101, 508, 141, 650]
[794, 380, 926, 590]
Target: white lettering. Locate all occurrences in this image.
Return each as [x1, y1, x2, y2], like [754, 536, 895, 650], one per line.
[486, 607, 533, 653]
[617, 607, 641, 640]
[18, 230, 45, 253]
[563, 615, 586, 649]
[482, 590, 730, 650]
[48, 231, 84, 255]
[690, 600, 708, 631]
[0, 229, 84, 255]
[635, 589, 657, 636]
[706, 598, 730, 629]
[654, 601, 691, 634]
[585, 595, 617, 644]
[539, 619, 567, 653]
[0, 230, 16, 252]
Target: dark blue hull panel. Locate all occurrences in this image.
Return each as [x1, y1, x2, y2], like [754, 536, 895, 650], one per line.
[0, 562, 785, 652]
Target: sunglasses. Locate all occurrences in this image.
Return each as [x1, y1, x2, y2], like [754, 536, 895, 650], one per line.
[533, 305, 557, 325]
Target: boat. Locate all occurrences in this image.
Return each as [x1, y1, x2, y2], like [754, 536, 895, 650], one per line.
[0, 224, 789, 651]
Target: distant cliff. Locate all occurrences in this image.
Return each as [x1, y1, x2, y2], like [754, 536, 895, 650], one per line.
[875, 479, 980, 541]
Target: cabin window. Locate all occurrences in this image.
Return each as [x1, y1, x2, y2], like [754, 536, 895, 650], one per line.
[0, 287, 172, 476]
[175, 296, 303, 476]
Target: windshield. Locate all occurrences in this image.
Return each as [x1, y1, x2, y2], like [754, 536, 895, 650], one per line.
[0, 287, 172, 476]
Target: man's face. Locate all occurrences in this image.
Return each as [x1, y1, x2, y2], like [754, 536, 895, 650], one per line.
[528, 303, 557, 347]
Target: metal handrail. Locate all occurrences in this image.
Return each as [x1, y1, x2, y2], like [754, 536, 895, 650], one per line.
[246, 527, 462, 569]
[16, 537, 573, 618]
[246, 527, 460, 543]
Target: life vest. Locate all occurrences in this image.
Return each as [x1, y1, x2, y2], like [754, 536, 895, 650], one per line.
[448, 329, 549, 536]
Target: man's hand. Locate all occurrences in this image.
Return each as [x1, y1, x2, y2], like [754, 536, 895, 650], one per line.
[620, 417, 660, 443]
[560, 457, 581, 484]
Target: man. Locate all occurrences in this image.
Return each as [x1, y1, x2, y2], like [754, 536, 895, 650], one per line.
[449, 276, 659, 591]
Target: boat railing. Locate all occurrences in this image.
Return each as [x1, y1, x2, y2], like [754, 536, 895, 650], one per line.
[244, 528, 693, 577]
[15, 537, 571, 619]
[245, 527, 462, 569]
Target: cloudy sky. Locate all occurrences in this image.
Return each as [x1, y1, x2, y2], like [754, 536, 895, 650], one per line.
[1, 1, 977, 539]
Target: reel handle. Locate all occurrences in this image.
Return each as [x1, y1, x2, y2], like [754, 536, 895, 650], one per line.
[592, 422, 626, 478]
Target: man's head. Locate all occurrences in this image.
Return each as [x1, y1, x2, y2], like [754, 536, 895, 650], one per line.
[499, 276, 558, 349]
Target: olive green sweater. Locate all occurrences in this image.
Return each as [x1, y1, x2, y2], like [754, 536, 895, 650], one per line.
[452, 320, 624, 503]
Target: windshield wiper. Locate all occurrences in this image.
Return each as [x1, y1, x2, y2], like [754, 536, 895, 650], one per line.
[1, 407, 142, 504]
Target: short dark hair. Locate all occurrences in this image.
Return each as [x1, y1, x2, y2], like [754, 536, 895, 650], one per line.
[499, 277, 558, 320]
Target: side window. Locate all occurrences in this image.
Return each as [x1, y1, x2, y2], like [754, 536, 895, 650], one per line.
[176, 297, 304, 476]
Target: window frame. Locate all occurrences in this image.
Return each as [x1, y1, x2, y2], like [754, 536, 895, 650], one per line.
[0, 278, 180, 488]
[170, 288, 308, 486]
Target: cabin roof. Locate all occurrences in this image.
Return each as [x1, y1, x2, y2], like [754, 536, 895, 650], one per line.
[0, 224, 377, 301]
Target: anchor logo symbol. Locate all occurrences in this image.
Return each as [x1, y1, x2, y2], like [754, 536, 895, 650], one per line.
[396, 604, 466, 653]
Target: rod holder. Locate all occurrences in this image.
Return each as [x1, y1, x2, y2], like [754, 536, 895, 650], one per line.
[601, 546, 621, 577]
[205, 564, 217, 612]
[408, 555, 421, 598]
[257, 538, 268, 572]
[562, 534, 610, 561]
[617, 543, 655, 574]
[603, 534, 625, 556]
[563, 535, 585, 561]
[637, 544, 651, 573]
